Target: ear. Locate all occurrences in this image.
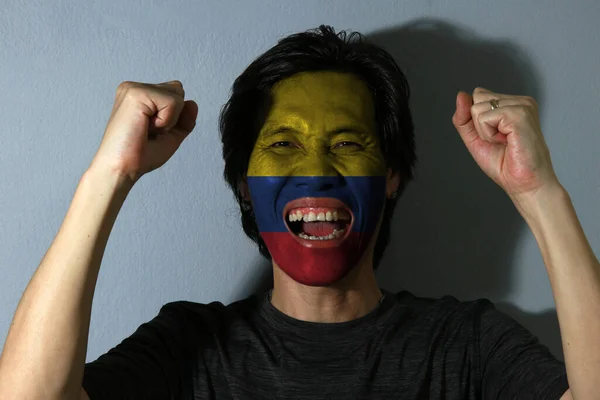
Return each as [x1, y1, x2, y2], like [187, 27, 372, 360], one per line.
[385, 169, 401, 199]
[238, 176, 251, 202]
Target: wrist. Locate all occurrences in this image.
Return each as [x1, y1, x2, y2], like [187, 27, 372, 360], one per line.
[81, 165, 135, 205]
[510, 181, 570, 227]
[84, 162, 136, 193]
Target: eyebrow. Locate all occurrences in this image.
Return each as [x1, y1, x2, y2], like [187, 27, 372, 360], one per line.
[261, 123, 371, 138]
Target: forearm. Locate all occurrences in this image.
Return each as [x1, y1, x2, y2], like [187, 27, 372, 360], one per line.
[0, 167, 132, 399]
[515, 184, 600, 400]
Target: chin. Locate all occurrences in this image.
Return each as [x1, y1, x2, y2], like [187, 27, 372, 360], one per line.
[264, 230, 373, 287]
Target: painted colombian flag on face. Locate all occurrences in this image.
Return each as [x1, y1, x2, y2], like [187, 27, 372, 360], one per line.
[246, 171, 386, 286]
[244, 70, 389, 285]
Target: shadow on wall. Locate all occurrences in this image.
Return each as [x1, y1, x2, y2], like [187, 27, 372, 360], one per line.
[368, 19, 563, 360]
[233, 19, 563, 361]
[496, 302, 564, 361]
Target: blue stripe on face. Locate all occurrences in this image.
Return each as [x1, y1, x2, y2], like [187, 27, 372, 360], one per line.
[246, 176, 386, 233]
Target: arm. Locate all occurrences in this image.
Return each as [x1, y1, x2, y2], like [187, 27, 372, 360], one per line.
[0, 80, 197, 400]
[515, 183, 599, 400]
[452, 87, 599, 400]
[0, 168, 132, 399]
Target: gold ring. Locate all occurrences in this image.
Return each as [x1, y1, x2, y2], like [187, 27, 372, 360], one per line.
[490, 98, 500, 110]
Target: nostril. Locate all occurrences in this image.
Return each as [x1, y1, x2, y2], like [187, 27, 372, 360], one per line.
[294, 178, 339, 190]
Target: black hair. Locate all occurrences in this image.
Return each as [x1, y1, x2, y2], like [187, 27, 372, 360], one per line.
[219, 25, 416, 270]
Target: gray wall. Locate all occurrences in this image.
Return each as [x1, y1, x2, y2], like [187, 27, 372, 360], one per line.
[1, 0, 598, 363]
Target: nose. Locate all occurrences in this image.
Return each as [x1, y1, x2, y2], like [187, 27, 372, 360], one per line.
[294, 176, 342, 192]
[292, 155, 344, 192]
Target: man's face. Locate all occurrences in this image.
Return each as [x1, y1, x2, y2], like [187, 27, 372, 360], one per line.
[246, 71, 389, 286]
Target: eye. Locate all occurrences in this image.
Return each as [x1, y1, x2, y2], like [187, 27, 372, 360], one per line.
[333, 141, 361, 149]
[270, 141, 294, 148]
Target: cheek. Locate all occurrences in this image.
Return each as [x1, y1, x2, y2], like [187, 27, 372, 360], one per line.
[248, 151, 293, 177]
[332, 153, 386, 177]
[246, 176, 287, 232]
[347, 176, 387, 233]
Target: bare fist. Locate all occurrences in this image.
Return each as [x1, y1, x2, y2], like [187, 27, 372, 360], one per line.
[89, 80, 198, 184]
[452, 87, 558, 200]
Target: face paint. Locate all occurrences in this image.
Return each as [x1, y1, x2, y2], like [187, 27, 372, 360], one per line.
[247, 71, 387, 286]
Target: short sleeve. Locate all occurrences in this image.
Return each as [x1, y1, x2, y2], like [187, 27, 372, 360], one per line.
[82, 302, 196, 400]
[478, 301, 569, 400]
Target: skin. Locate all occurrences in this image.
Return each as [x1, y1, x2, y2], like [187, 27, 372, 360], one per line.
[452, 88, 599, 400]
[248, 72, 385, 178]
[246, 71, 400, 322]
[248, 75, 597, 399]
[0, 75, 590, 399]
[0, 81, 199, 399]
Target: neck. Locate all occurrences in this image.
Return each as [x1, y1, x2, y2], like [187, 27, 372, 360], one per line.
[270, 258, 383, 323]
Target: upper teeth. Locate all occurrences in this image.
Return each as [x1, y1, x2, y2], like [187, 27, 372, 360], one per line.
[288, 210, 339, 222]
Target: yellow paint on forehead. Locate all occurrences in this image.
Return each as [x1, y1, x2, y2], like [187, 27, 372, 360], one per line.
[247, 71, 386, 177]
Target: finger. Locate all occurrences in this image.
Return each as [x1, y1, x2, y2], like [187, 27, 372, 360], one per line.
[171, 100, 198, 135]
[452, 91, 478, 145]
[472, 87, 513, 104]
[453, 91, 500, 171]
[472, 95, 539, 142]
[157, 80, 185, 98]
[470, 98, 530, 143]
[147, 92, 186, 132]
[471, 97, 532, 115]
[475, 109, 505, 143]
[151, 100, 198, 154]
[476, 105, 529, 143]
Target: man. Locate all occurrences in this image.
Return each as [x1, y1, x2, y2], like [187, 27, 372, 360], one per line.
[0, 25, 596, 399]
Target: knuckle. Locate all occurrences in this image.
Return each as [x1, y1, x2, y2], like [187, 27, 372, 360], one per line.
[522, 95, 538, 108]
[476, 111, 485, 124]
[515, 106, 528, 118]
[166, 81, 185, 97]
[165, 95, 180, 108]
[160, 97, 183, 121]
[123, 84, 141, 97]
[117, 81, 135, 92]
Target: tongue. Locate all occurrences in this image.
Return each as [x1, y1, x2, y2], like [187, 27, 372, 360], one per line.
[302, 221, 344, 237]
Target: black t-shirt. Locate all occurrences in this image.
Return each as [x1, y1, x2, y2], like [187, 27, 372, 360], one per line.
[82, 290, 568, 399]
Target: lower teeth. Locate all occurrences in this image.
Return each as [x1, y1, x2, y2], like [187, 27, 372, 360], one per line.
[298, 228, 345, 241]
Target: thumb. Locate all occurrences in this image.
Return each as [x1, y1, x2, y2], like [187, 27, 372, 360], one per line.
[452, 91, 478, 145]
[172, 100, 198, 136]
[152, 100, 198, 155]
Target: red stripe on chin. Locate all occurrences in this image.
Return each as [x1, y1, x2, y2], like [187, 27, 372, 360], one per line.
[261, 231, 364, 286]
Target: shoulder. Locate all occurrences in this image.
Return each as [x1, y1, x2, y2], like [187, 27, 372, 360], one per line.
[392, 290, 494, 316]
[156, 293, 263, 331]
[389, 290, 499, 335]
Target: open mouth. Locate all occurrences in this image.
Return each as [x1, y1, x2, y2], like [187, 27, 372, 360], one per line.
[283, 198, 353, 247]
